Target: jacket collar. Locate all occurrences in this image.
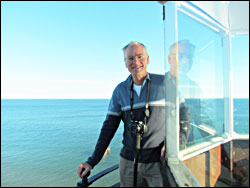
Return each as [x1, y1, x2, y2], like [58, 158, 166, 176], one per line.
[124, 72, 151, 89]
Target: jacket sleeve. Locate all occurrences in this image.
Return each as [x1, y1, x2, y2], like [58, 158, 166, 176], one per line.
[179, 101, 192, 150]
[86, 87, 122, 168]
[86, 114, 121, 168]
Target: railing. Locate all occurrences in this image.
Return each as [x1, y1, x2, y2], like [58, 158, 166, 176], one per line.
[76, 163, 120, 187]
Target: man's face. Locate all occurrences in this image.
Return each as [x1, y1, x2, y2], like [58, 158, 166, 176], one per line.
[124, 44, 149, 78]
[168, 45, 193, 77]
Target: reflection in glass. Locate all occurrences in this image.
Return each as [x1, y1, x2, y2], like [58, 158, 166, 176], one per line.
[164, 6, 227, 150]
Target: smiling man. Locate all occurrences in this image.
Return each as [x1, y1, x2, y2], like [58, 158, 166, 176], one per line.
[124, 42, 149, 85]
[77, 41, 191, 187]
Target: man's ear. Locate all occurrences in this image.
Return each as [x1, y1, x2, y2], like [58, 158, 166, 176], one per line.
[168, 54, 171, 64]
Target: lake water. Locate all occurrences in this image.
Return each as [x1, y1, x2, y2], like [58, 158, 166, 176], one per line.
[1, 99, 249, 187]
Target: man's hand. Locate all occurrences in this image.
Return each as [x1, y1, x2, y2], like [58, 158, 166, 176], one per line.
[77, 162, 92, 179]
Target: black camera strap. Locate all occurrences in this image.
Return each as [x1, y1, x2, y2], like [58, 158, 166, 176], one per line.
[130, 76, 151, 188]
[130, 77, 151, 123]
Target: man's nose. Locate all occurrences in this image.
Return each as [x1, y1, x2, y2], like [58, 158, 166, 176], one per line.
[133, 56, 141, 64]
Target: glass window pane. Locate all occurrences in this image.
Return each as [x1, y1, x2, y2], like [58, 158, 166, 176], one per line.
[232, 35, 249, 135]
[165, 5, 226, 150]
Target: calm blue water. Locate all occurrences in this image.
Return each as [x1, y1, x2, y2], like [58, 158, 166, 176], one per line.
[1, 99, 249, 187]
[1, 99, 123, 187]
[233, 99, 249, 134]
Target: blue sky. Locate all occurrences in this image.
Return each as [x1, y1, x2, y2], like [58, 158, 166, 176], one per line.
[1, 1, 249, 99]
[1, 1, 164, 99]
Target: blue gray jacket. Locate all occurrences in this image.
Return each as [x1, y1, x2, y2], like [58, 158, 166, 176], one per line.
[86, 73, 191, 168]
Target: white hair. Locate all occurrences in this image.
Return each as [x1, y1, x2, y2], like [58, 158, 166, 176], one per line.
[122, 41, 148, 58]
[169, 40, 195, 55]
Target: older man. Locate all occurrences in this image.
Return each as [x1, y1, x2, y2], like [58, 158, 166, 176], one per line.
[77, 41, 190, 187]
